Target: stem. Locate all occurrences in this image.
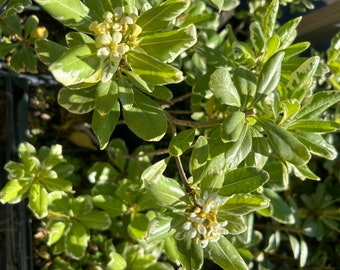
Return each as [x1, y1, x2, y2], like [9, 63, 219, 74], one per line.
[166, 112, 223, 128]
[254, 223, 307, 235]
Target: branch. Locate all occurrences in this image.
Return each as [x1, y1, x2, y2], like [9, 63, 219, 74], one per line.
[166, 112, 223, 128]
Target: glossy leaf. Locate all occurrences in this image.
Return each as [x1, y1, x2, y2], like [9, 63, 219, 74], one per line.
[127, 51, 184, 85]
[139, 24, 197, 63]
[200, 171, 224, 195]
[176, 237, 204, 270]
[220, 111, 245, 143]
[253, 52, 284, 105]
[286, 56, 320, 101]
[117, 74, 134, 110]
[95, 79, 119, 115]
[58, 86, 96, 114]
[224, 123, 252, 169]
[146, 216, 175, 242]
[92, 195, 126, 217]
[219, 194, 270, 216]
[78, 210, 111, 230]
[264, 35, 280, 61]
[207, 236, 248, 270]
[209, 67, 241, 107]
[219, 167, 269, 196]
[34, 0, 92, 32]
[123, 90, 167, 141]
[262, 0, 279, 37]
[264, 189, 295, 224]
[276, 17, 302, 49]
[288, 120, 340, 133]
[169, 128, 196, 156]
[136, 0, 190, 33]
[92, 102, 120, 149]
[65, 31, 93, 47]
[294, 91, 340, 120]
[66, 220, 89, 259]
[190, 136, 209, 182]
[220, 215, 247, 235]
[144, 176, 187, 207]
[28, 183, 48, 218]
[47, 220, 67, 246]
[141, 157, 169, 184]
[0, 179, 31, 204]
[233, 67, 257, 110]
[49, 44, 100, 86]
[249, 21, 265, 55]
[35, 39, 68, 66]
[293, 132, 337, 160]
[259, 118, 310, 166]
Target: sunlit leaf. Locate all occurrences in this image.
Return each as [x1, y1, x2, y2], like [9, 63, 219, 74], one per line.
[66, 220, 89, 259]
[123, 90, 167, 141]
[207, 236, 248, 270]
[176, 237, 204, 270]
[169, 128, 196, 156]
[219, 167, 269, 196]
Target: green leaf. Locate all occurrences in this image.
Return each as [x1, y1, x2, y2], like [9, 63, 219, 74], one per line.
[222, 215, 247, 235]
[262, 0, 279, 37]
[145, 176, 187, 207]
[127, 51, 184, 85]
[0, 0, 31, 18]
[47, 220, 67, 246]
[107, 252, 127, 270]
[220, 111, 245, 143]
[300, 237, 308, 267]
[190, 136, 209, 183]
[136, 0, 190, 33]
[0, 43, 19, 58]
[123, 90, 167, 141]
[281, 42, 310, 59]
[294, 91, 340, 120]
[24, 15, 39, 39]
[209, 67, 241, 107]
[292, 164, 320, 181]
[219, 167, 269, 196]
[92, 102, 120, 149]
[293, 132, 337, 160]
[28, 183, 48, 219]
[35, 39, 68, 66]
[65, 31, 93, 47]
[233, 67, 257, 110]
[72, 196, 93, 216]
[258, 118, 310, 166]
[50, 44, 100, 86]
[249, 21, 265, 55]
[118, 74, 134, 110]
[0, 179, 31, 204]
[141, 157, 168, 183]
[176, 237, 204, 270]
[58, 86, 96, 114]
[264, 35, 280, 61]
[92, 195, 126, 217]
[146, 215, 175, 242]
[219, 194, 270, 216]
[169, 128, 196, 156]
[276, 17, 302, 49]
[224, 123, 252, 169]
[128, 213, 149, 240]
[66, 220, 89, 259]
[95, 79, 119, 115]
[207, 236, 248, 270]
[264, 189, 295, 224]
[288, 120, 340, 133]
[78, 210, 111, 230]
[286, 56, 320, 101]
[253, 52, 284, 105]
[41, 177, 73, 193]
[34, 0, 92, 32]
[107, 139, 129, 172]
[200, 171, 224, 195]
[139, 24, 196, 62]
[280, 99, 300, 124]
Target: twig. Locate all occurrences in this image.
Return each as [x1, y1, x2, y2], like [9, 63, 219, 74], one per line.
[166, 112, 223, 128]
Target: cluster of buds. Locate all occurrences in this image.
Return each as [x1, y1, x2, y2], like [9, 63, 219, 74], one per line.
[89, 7, 142, 81]
[176, 191, 229, 248]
